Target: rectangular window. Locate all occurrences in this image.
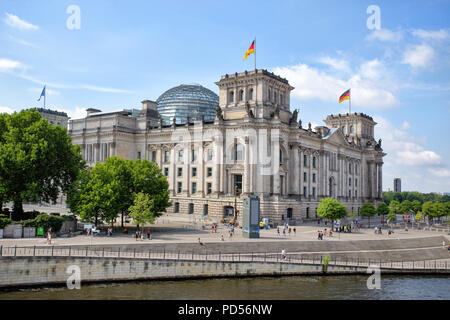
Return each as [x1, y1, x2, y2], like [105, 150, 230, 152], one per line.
[189, 203, 194, 214]
[137, 151, 141, 160]
[303, 172, 307, 182]
[303, 155, 307, 166]
[312, 187, 316, 197]
[207, 183, 212, 194]
[303, 186, 307, 197]
[177, 167, 182, 177]
[355, 179, 358, 187]
[192, 149, 197, 162]
[313, 157, 316, 168]
[192, 167, 197, 177]
[312, 173, 316, 183]
[151, 151, 156, 162]
[178, 150, 183, 162]
[164, 168, 169, 176]
[355, 164, 358, 175]
[355, 190, 358, 198]
[349, 178, 351, 186]
[207, 167, 212, 177]
[164, 150, 169, 163]
[174, 202, 179, 213]
[192, 182, 197, 194]
[207, 149, 213, 161]
[177, 182, 182, 193]
[349, 190, 352, 197]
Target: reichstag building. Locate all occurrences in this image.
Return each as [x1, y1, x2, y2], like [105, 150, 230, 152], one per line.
[69, 69, 385, 223]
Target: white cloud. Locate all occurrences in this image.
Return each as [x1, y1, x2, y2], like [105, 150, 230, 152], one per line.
[8, 35, 37, 48]
[0, 58, 22, 71]
[412, 29, 449, 41]
[80, 85, 132, 93]
[273, 63, 399, 109]
[366, 28, 402, 42]
[428, 168, 450, 178]
[0, 106, 15, 114]
[317, 56, 351, 73]
[4, 13, 38, 30]
[358, 59, 383, 81]
[60, 107, 87, 120]
[374, 115, 443, 167]
[402, 44, 434, 68]
[401, 121, 410, 130]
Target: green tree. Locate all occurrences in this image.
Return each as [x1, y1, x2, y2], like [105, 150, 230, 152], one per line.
[0, 110, 84, 219]
[68, 157, 171, 227]
[400, 200, 413, 214]
[316, 197, 347, 228]
[387, 211, 397, 224]
[360, 202, 376, 227]
[376, 202, 389, 220]
[389, 200, 402, 215]
[128, 192, 157, 232]
[411, 200, 422, 214]
[422, 201, 434, 222]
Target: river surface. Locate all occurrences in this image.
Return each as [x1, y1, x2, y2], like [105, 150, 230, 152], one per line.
[0, 275, 449, 300]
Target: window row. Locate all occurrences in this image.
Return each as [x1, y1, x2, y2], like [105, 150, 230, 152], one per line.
[163, 167, 213, 177]
[229, 88, 254, 103]
[176, 182, 212, 195]
[150, 149, 214, 163]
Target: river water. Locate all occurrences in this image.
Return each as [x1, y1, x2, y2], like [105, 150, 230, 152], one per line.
[0, 275, 449, 300]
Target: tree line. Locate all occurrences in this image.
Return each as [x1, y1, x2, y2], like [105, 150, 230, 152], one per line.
[0, 109, 171, 227]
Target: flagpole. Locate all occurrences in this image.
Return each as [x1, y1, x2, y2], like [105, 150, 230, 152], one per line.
[254, 37, 256, 71]
[44, 86, 46, 109]
[349, 88, 351, 114]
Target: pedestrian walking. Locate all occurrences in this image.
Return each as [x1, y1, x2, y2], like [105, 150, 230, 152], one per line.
[221, 235, 224, 241]
[288, 228, 291, 236]
[293, 227, 296, 235]
[282, 228, 286, 237]
[281, 249, 286, 260]
[146, 228, 151, 239]
[46, 230, 52, 245]
[277, 227, 280, 236]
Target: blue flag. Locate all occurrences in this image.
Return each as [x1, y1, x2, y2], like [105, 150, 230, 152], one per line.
[37, 85, 46, 101]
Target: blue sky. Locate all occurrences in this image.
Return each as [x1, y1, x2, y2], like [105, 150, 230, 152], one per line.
[0, 0, 449, 193]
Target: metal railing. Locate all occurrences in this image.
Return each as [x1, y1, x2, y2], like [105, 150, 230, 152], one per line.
[0, 245, 449, 271]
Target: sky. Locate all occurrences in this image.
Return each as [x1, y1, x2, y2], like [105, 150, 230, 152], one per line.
[0, 0, 449, 193]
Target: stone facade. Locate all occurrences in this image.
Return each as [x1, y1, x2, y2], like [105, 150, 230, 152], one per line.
[69, 69, 385, 224]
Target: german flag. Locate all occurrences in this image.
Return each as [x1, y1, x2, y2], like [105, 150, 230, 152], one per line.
[339, 89, 350, 103]
[244, 40, 255, 60]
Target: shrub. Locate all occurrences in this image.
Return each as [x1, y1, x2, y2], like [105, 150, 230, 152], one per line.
[0, 217, 12, 229]
[20, 219, 37, 227]
[33, 214, 65, 232]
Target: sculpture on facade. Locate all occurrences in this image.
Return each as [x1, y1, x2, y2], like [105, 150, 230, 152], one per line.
[289, 109, 298, 125]
[245, 102, 255, 119]
[215, 105, 224, 121]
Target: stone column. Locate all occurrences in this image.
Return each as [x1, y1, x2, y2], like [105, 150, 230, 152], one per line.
[198, 143, 204, 195]
[244, 137, 250, 194]
[372, 161, 377, 199]
[299, 148, 304, 197]
[183, 144, 190, 196]
[292, 147, 299, 195]
[378, 162, 383, 199]
[171, 147, 176, 196]
[213, 137, 221, 194]
[272, 140, 280, 195]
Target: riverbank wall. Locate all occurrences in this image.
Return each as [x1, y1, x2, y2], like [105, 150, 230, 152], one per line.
[1, 255, 449, 289]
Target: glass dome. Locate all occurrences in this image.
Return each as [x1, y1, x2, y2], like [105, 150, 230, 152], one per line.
[156, 84, 219, 124]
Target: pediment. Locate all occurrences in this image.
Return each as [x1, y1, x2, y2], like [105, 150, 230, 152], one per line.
[323, 128, 350, 146]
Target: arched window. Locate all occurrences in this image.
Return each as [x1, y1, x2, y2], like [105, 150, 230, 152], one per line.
[235, 143, 243, 161]
[342, 126, 347, 134]
[279, 150, 283, 164]
[350, 125, 355, 133]
[229, 91, 234, 103]
[249, 88, 254, 100]
[239, 89, 244, 101]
